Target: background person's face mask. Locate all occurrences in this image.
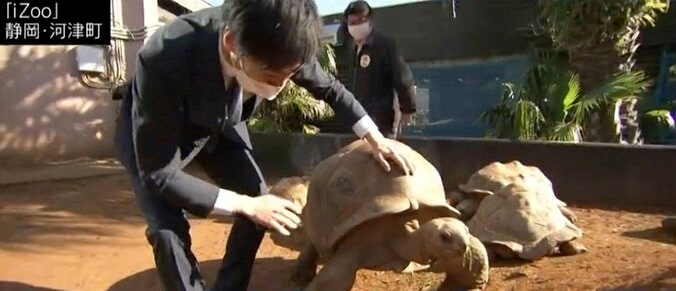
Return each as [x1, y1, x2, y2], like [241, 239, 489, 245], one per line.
[348, 21, 371, 41]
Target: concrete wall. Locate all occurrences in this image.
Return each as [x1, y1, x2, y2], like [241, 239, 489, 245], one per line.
[0, 45, 115, 166]
[0, 1, 165, 167]
[250, 132, 676, 212]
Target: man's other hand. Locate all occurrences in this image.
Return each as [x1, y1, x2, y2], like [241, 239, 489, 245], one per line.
[364, 130, 415, 175]
[235, 194, 302, 236]
[400, 113, 413, 126]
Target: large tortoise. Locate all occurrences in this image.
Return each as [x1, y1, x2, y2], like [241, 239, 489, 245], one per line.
[450, 160, 578, 223]
[272, 139, 490, 291]
[465, 170, 587, 261]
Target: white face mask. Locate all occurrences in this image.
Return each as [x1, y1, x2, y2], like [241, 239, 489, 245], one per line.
[233, 68, 285, 100]
[226, 50, 285, 101]
[348, 21, 371, 41]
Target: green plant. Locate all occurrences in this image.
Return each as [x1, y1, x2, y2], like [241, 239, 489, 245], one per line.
[537, 0, 669, 56]
[535, 0, 670, 143]
[480, 54, 652, 142]
[248, 43, 337, 134]
[639, 109, 675, 143]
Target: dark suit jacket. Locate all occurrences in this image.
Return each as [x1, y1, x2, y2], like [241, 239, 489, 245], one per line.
[333, 25, 416, 134]
[118, 6, 368, 218]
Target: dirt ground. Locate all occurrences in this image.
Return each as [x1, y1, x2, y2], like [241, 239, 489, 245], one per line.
[1, 173, 675, 291]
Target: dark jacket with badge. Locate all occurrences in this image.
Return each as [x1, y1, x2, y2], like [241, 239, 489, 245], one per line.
[114, 6, 369, 218]
[332, 24, 417, 135]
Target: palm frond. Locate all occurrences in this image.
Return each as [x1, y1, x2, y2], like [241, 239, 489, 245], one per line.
[548, 122, 583, 142]
[561, 72, 581, 113]
[317, 43, 338, 74]
[480, 82, 521, 138]
[513, 99, 545, 140]
[639, 109, 675, 143]
[302, 124, 321, 134]
[569, 71, 650, 124]
[543, 68, 580, 123]
[642, 109, 675, 129]
[584, 70, 650, 103]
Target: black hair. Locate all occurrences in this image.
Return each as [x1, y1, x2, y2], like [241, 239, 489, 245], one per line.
[343, 0, 373, 18]
[222, 0, 322, 70]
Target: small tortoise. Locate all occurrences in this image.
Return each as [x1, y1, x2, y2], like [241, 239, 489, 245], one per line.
[274, 139, 490, 291]
[451, 160, 578, 223]
[466, 177, 587, 261]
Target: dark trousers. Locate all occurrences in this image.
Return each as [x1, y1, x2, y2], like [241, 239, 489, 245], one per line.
[115, 97, 266, 291]
[197, 141, 268, 291]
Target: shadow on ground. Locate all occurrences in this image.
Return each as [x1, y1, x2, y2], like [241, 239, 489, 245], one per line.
[622, 227, 676, 245]
[599, 266, 676, 291]
[0, 281, 65, 291]
[107, 257, 298, 291]
[0, 174, 145, 251]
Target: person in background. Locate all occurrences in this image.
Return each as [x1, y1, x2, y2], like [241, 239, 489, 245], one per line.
[338, 0, 418, 138]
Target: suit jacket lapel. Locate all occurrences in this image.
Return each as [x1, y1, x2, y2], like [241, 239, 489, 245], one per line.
[188, 20, 254, 150]
[225, 79, 243, 126]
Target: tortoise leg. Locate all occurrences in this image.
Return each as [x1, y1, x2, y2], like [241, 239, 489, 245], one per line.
[488, 243, 517, 260]
[305, 251, 360, 291]
[446, 191, 466, 206]
[486, 247, 497, 262]
[456, 198, 480, 221]
[559, 240, 587, 256]
[290, 243, 319, 287]
[559, 206, 578, 223]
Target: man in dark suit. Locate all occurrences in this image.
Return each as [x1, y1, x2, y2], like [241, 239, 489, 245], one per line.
[113, 1, 414, 290]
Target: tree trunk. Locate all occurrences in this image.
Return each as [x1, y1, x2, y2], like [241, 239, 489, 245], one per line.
[618, 27, 644, 145]
[568, 42, 623, 143]
[568, 25, 642, 144]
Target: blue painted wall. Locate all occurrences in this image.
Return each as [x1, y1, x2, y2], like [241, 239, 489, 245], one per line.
[402, 55, 532, 137]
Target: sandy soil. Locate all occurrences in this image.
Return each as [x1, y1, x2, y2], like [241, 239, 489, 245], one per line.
[0, 174, 674, 291]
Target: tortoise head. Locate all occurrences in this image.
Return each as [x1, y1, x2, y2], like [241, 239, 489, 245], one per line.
[268, 176, 310, 208]
[420, 217, 470, 258]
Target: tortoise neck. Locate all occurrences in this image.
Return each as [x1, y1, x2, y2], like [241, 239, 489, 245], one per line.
[392, 219, 434, 264]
